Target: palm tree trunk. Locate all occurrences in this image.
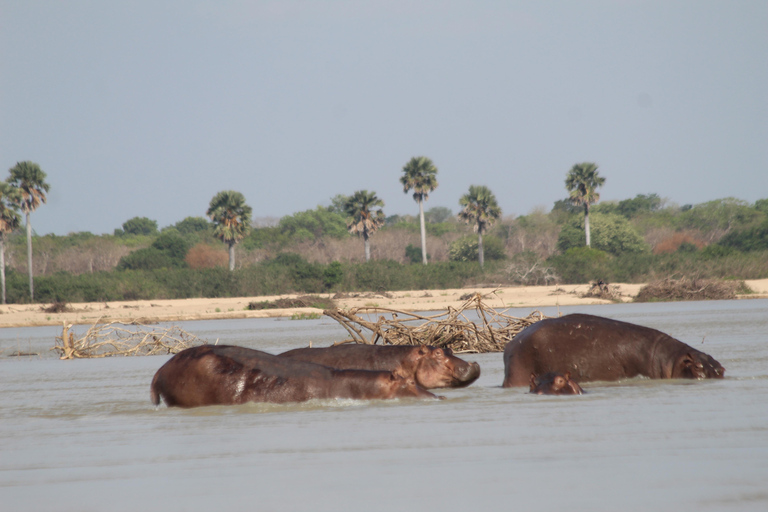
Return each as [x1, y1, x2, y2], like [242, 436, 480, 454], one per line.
[1, 235, 6, 304]
[228, 243, 235, 271]
[364, 232, 371, 262]
[25, 212, 34, 301]
[418, 199, 427, 264]
[478, 233, 485, 268]
[584, 203, 591, 247]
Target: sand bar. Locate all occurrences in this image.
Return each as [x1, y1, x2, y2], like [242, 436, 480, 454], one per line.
[1, 279, 767, 329]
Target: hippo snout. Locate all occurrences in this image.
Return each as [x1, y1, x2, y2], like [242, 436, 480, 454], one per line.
[456, 361, 481, 386]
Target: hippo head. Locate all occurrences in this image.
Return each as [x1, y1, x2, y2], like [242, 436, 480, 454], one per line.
[529, 372, 584, 395]
[385, 373, 443, 400]
[411, 346, 481, 389]
[673, 352, 725, 380]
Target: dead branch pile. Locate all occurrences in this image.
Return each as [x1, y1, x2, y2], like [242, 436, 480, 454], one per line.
[582, 280, 622, 301]
[42, 301, 70, 313]
[248, 295, 337, 310]
[323, 293, 546, 353]
[634, 277, 742, 302]
[52, 321, 206, 360]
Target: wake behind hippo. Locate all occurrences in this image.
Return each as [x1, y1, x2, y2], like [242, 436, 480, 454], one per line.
[503, 313, 724, 387]
[279, 344, 481, 389]
[151, 345, 439, 408]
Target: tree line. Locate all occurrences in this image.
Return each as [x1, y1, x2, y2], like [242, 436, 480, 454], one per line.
[3, 158, 768, 304]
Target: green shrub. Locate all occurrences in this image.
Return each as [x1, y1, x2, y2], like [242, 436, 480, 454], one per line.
[557, 213, 649, 256]
[548, 247, 611, 284]
[448, 235, 506, 262]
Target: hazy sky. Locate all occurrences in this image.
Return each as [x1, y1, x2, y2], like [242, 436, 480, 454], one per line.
[1, 1, 766, 236]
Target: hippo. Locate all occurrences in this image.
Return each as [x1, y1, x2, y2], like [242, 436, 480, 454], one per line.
[529, 372, 584, 395]
[279, 344, 481, 389]
[503, 313, 725, 387]
[150, 345, 439, 408]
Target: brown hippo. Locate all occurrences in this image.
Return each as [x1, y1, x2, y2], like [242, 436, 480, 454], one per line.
[279, 344, 481, 389]
[503, 313, 725, 387]
[529, 372, 584, 395]
[151, 345, 439, 408]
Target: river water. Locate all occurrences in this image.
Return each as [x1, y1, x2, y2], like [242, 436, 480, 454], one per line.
[1, 300, 767, 512]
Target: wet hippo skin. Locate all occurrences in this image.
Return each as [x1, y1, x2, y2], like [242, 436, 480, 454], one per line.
[503, 313, 725, 387]
[151, 345, 439, 408]
[280, 344, 481, 389]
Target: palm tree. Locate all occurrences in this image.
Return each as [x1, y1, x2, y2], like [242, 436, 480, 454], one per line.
[0, 183, 21, 304]
[458, 185, 501, 267]
[344, 190, 385, 262]
[7, 161, 50, 301]
[400, 156, 438, 265]
[206, 191, 252, 271]
[565, 162, 605, 247]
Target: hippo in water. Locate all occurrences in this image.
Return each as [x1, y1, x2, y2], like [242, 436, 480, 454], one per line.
[279, 344, 481, 389]
[529, 372, 584, 395]
[503, 313, 725, 387]
[151, 345, 439, 408]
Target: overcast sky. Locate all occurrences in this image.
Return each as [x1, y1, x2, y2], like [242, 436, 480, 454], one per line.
[1, 1, 766, 236]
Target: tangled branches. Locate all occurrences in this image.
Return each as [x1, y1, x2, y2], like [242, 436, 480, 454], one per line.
[323, 292, 546, 353]
[634, 276, 746, 302]
[582, 280, 623, 302]
[53, 321, 206, 359]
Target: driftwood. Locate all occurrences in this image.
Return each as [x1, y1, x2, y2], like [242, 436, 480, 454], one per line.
[323, 292, 546, 353]
[582, 280, 622, 302]
[52, 321, 206, 360]
[634, 277, 743, 302]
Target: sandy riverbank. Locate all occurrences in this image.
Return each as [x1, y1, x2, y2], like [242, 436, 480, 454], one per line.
[2, 279, 767, 329]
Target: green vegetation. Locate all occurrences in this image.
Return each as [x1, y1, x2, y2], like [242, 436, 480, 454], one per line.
[400, 156, 439, 265]
[7, 161, 50, 301]
[344, 190, 386, 262]
[564, 162, 605, 247]
[458, 185, 502, 268]
[2, 154, 767, 304]
[207, 190, 252, 271]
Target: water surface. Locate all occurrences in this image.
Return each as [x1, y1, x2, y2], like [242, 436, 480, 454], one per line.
[1, 300, 766, 511]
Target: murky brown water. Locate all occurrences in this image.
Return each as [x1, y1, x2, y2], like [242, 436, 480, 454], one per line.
[1, 300, 767, 511]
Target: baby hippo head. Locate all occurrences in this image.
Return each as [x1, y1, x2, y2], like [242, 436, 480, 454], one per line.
[529, 372, 584, 395]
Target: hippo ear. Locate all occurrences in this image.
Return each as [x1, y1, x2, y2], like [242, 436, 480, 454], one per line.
[418, 345, 429, 355]
[564, 372, 571, 380]
[680, 353, 695, 368]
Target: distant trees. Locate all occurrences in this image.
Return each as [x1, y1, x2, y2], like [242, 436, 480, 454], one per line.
[565, 162, 605, 247]
[278, 206, 348, 242]
[207, 191, 252, 271]
[0, 183, 21, 303]
[344, 190, 385, 262]
[7, 161, 50, 301]
[116, 231, 191, 271]
[557, 212, 649, 256]
[119, 217, 158, 236]
[400, 156, 439, 265]
[174, 216, 211, 235]
[458, 185, 501, 267]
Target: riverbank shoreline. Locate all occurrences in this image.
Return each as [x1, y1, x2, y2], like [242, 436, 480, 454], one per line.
[1, 279, 767, 329]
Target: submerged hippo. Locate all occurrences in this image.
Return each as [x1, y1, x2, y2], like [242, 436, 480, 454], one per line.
[529, 372, 584, 395]
[279, 344, 481, 389]
[503, 313, 725, 387]
[151, 345, 439, 408]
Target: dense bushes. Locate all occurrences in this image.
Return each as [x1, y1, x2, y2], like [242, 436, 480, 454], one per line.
[18, 257, 502, 303]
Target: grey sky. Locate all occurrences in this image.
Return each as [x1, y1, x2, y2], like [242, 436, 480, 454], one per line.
[1, 0, 766, 236]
